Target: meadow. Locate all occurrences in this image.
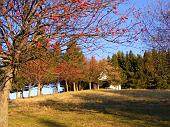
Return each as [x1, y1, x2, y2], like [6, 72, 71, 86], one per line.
[9, 89, 170, 127]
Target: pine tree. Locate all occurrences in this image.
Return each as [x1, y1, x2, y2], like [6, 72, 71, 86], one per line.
[135, 54, 146, 88]
[166, 49, 170, 87]
[115, 51, 128, 88]
[143, 51, 156, 89]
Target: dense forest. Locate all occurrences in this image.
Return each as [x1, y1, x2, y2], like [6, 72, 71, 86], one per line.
[108, 49, 170, 89]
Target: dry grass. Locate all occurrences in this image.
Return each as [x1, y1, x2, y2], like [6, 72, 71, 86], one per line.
[9, 89, 170, 127]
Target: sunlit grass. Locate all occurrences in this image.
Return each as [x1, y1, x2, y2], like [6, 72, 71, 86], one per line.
[9, 89, 170, 127]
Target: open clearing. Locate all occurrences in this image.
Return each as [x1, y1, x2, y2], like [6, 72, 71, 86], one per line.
[9, 89, 170, 127]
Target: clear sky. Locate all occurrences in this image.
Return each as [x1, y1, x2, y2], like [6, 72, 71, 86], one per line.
[86, 0, 165, 60]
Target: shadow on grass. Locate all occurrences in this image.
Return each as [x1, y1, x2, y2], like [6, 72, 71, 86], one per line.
[38, 90, 170, 127]
[39, 118, 66, 127]
[13, 113, 67, 127]
[103, 89, 170, 101]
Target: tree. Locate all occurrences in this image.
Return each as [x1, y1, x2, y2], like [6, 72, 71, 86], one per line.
[0, 0, 141, 126]
[56, 61, 71, 92]
[143, 51, 157, 89]
[140, 0, 170, 50]
[20, 58, 50, 96]
[64, 40, 85, 69]
[63, 40, 85, 91]
[135, 54, 146, 88]
[142, 49, 170, 89]
[150, 49, 169, 89]
[12, 73, 30, 99]
[166, 49, 170, 87]
[109, 49, 170, 89]
[57, 60, 82, 92]
[99, 59, 122, 87]
[126, 51, 138, 88]
[44, 43, 62, 92]
[84, 56, 100, 90]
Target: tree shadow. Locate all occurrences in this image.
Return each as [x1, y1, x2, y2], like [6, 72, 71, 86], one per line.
[39, 118, 66, 127]
[9, 104, 67, 127]
[102, 89, 170, 101]
[38, 90, 170, 127]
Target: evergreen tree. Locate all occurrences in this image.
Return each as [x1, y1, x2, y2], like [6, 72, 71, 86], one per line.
[109, 49, 170, 89]
[64, 40, 85, 68]
[166, 49, 170, 87]
[135, 54, 146, 88]
[143, 51, 156, 89]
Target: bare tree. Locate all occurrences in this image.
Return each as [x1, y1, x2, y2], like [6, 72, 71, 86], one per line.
[140, 0, 170, 50]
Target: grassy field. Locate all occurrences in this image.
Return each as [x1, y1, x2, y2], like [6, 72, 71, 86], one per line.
[9, 89, 170, 127]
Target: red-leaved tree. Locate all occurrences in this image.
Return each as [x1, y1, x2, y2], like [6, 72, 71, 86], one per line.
[84, 56, 100, 90]
[20, 59, 49, 96]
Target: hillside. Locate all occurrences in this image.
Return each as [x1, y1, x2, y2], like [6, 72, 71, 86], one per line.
[9, 90, 170, 127]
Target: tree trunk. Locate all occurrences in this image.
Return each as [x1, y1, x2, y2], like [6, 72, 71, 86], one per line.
[40, 86, 43, 95]
[20, 88, 24, 99]
[37, 82, 41, 96]
[89, 82, 92, 90]
[28, 84, 31, 98]
[22, 87, 24, 98]
[16, 88, 18, 99]
[97, 83, 100, 90]
[20, 89, 22, 98]
[69, 85, 71, 91]
[56, 80, 59, 94]
[0, 70, 12, 127]
[78, 83, 80, 91]
[76, 83, 78, 91]
[73, 82, 76, 92]
[66, 81, 68, 92]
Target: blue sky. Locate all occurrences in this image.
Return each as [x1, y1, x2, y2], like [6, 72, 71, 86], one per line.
[86, 0, 155, 60]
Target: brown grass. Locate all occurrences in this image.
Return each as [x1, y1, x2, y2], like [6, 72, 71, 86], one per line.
[9, 89, 170, 127]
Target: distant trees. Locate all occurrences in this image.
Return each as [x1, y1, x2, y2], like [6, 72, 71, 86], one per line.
[12, 48, 169, 96]
[20, 59, 50, 96]
[110, 50, 170, 89]
[63, 40, 85, 91]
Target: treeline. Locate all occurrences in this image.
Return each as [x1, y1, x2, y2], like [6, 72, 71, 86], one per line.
[8, 42, 170, 99]
[10, 41, 121, 99]
[108, 49, 170, 89]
